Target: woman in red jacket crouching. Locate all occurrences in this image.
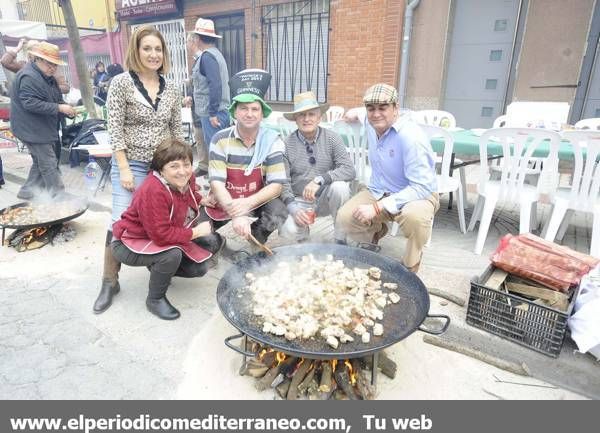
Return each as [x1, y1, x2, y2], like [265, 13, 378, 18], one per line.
[111, 138, 224, 320]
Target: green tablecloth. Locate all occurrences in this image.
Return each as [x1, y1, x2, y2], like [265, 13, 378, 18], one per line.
[431, 129, 576, 161]
[263, 123, 578, 162]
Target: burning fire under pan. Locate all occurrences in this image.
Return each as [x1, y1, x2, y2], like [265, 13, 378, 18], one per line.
[216, 243, 450, 399]
[0, 200, 88, 247]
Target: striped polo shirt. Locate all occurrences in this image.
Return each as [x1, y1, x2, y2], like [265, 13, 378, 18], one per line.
[209, 125, 287, 185]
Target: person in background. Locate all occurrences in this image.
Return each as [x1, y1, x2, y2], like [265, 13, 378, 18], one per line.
[93, 61, 108, 103]
[95, 63, 124, 107]
[206, 69, 287, 245]
[92, 25, 185, 314]
[336, 84, 439, 273]
[0, 157, 4, 189]
[182, 74, 206, 172]
[2, 38, 70, 94]
[186, 18, 230, 175]
[111, 138, 224, 320]
[10, 42, 76, 200]
[279, 91, 355, 241]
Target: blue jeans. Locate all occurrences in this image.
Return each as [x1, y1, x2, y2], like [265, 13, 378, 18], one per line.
[110, 158, 150, 228]
[199, 110, 230, 149]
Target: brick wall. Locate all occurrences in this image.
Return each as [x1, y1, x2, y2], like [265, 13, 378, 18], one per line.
[328, 0, 403, 109]
[183, 0, 404, 109]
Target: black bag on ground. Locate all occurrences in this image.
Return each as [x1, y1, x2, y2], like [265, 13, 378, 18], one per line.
[61, 119, 107, 167]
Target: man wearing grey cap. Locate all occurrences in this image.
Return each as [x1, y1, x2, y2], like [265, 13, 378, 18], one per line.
[336, 83, 439, 272]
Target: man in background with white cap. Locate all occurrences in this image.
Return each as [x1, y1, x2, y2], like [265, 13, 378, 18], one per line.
[185, 18, 230, 175]
[336, 83, 439, 273]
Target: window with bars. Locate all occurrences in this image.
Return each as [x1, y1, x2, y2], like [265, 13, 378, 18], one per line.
[262, 0, 330, 103]
[131, 19, 189, 95]
[58, 53, 111, 86]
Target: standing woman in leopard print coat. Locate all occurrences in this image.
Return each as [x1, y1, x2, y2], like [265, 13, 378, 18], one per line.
[93, 25, 185, 314]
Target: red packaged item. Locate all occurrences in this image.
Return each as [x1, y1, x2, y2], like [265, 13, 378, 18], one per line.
[490, 233, 599, 293]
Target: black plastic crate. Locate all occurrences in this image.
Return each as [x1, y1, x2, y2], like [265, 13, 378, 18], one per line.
[467, 266, 579, 358]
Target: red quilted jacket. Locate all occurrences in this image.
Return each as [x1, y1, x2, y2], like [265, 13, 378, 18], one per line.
[113, 171, 202, 247]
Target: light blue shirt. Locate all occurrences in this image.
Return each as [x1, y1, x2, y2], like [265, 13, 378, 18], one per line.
[367, 114, 437, 213]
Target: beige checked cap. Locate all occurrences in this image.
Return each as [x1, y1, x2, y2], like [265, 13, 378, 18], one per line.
[363, 83, 398, 104]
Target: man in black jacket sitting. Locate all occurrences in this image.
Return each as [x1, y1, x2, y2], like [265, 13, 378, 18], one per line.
[10, 42, 75, 200]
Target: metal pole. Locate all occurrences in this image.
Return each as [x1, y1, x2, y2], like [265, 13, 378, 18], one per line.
[104, 0, 115, 63]
[58, 0, 98, 119]
[398, 0, 421, 108]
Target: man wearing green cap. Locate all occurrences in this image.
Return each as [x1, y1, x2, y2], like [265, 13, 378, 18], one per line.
[205, 69, 287, 243]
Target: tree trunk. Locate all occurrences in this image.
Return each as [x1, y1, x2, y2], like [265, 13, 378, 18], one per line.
[58, 0, 98, 119]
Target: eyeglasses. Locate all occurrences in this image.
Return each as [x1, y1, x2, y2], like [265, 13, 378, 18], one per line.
[39, 58, 57, 69]
[305, 144, 316, 165]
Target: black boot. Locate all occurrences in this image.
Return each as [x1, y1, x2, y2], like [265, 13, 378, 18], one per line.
[93, 231, 121, 314]
[192, 232, 225, 255]
[146, 297, 180, 320]
[146, 269, 179, 320]
[250, 224, 273, 244]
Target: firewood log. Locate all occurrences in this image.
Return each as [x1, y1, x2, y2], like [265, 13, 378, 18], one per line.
[363, 351, 397, 379]
[355, 370, 376, 400]
[240, 358, 269, 378]
[255, 356, 297, 391]
[276, 379, 291, 399]
[319, 362, 333, 392]
[307, 378, 321, 400]
[260, 351, 277, 367]
[298, 361, 318, 393]
[333, 362, 358, 400]
[287, 359, 313, 400]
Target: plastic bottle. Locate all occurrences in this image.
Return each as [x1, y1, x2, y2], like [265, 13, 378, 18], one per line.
[84, 156, 101, 195]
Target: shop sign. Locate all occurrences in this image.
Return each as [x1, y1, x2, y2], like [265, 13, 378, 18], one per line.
[116, 0, 178, 20]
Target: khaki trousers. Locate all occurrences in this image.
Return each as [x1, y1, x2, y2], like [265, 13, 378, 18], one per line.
[193, 125, 208, 172]
[336, 188, 440, 268]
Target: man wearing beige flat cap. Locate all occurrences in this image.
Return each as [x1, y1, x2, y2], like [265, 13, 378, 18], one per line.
[336, 83, 439, 273]
[279, 91, 355, 241]
[185, 17, 230, 175]
[10, 41, 76, 199]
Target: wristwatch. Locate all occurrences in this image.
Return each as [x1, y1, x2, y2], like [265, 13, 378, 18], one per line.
[313, 176, 324, 185]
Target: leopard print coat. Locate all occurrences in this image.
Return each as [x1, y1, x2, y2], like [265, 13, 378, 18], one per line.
[106, 72, 184, 162]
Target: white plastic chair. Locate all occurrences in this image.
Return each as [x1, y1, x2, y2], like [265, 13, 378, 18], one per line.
[389, 125, 466, 238]
[265, 110, 285, 124]
[413, 110, 457, 128]
[344, 106, 367, 124]
[505, 101, 570, 131]
[424, 125, 466, 233]
[414, 110, 466, 207]
[493, 115, 508, 128]
[574, 118, 600, 131]
[181, 107, 194, 144]
[333, 119, 370, 185]
[325, 106, 345, 123]
[467, 128, 561, 255]
[277, 117, 297, 139]
[542, 131, 600, 257]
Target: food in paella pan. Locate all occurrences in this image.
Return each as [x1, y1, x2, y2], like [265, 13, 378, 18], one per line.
[0, 200, 86, 226]
[244, 254, 402, 348]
